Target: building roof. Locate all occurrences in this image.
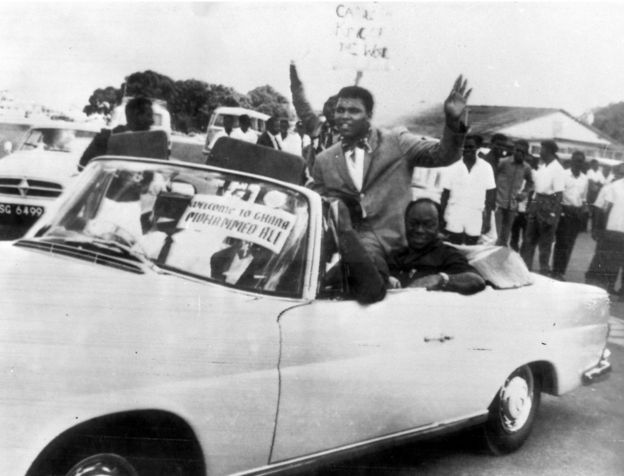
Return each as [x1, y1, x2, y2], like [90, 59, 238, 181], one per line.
[401, 105, 622, 146]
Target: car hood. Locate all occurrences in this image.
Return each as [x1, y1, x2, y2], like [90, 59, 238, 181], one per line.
[0, 242, 293, 401]
[0, 150, 79, 183]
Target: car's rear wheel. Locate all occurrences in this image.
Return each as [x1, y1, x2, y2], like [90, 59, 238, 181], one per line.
[64, 453, 138, 476]
[484, 364, 541, 455]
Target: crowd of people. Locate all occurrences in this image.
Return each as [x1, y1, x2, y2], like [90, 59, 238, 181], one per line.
[78, 68, 624, 305]
[281, 62, 623, 303]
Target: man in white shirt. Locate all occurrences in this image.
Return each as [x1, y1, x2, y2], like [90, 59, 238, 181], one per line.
[440, 135, 496, 245]
[586, 163, 624, 297]
[551, 151, 588, 280]
[230, 114, 258, 144]
[278, 118, 305, 156]
[520, 140, 565, 274]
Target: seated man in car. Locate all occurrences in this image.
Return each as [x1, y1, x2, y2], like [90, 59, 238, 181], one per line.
[388, 198, 486, 294]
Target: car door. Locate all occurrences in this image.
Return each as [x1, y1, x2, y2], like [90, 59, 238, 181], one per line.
[270, 287, 490, 463]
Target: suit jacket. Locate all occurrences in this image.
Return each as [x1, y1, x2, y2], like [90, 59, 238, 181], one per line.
[311, 126, 465, 255]
[257, 131, 281, 150]
[210, 245, 269, 287]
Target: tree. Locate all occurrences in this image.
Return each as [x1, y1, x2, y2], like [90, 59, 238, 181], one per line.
[124, 70, 176, 103]
[170, 79, 212, 132]
[247, 85, 289, 118]
[592, 102, 624, 145]
[82, 86, 122, 116]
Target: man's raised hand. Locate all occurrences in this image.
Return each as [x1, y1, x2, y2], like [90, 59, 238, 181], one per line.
[444, 75, 472, 127]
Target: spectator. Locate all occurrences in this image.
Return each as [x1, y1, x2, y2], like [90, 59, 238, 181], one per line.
[551, 151, 588, 280]
[78, 97, 154, 171]
[494, 139, 534, 246]
[389, 199, 486, 294]
[257, 116, 282, 150]
[585, 162, 624, 298]
[440, 135, 496, 245]
[278, 119, 305, 156]
[230, 114, 258, 143]
[310, 77, 471, 279]
[520, 139, 565, 274]
[509, 153, 539, 251]
[207, 115, 236, 149]
[483, 133, 510, 171]
[586, 159, 606, 204]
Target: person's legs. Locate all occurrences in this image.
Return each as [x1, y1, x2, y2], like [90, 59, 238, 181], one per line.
[496, 208, 516, 247]
[446, 231, 465, 245]
[510, 212, 526, 251]
[520, 213, 539, 270]
[464, 234, 480, 245]
[537, 219, 557, 275]
[552, 213, 574, 277]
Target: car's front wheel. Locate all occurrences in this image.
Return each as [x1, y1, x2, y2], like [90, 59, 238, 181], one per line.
[64, 453, 138, 476]
[484, 365, 541, 455]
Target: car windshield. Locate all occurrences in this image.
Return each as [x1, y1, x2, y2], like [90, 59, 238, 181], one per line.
[20, 127, 96, 154]
[30, 159, 310, 297]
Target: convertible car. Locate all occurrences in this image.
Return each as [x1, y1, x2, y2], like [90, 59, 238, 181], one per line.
[0, 146, 611, 475]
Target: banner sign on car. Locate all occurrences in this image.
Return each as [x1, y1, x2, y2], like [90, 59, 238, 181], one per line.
[178, 194, 296, 253]
[331, 2, 391, 71]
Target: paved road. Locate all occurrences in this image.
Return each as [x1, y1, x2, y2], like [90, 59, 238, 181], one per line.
[309, 231, 624, 476]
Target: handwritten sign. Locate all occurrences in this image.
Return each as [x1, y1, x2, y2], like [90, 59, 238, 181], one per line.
[332, 2, 391, 71]
[177, 195, 296, 253]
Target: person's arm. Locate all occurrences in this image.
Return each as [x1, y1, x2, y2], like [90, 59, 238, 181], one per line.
[407, 271, 486, 295]
[290, 62, 322, 138]
[400, 76, 471, 169]
[77, 130, 110, 171]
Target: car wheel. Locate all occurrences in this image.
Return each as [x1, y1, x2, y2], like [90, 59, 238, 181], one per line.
[64, 453, 138, 476]
[483, 365, 541, 455]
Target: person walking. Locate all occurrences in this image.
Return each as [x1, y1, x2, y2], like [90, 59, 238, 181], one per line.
[494, 139, 534, 246]
[586, 162, 624, 297]
[440, 135, 496, 245]
[551, 151, 589, 280]
[520, 140, 565, 274]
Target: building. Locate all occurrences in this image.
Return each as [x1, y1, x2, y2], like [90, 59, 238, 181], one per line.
[402, 105, 624, 163]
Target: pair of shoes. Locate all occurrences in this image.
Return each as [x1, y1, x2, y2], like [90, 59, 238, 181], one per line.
[550, 272, 566, 281]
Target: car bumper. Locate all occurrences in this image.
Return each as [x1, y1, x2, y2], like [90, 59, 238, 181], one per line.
[582, 348, 612, 384]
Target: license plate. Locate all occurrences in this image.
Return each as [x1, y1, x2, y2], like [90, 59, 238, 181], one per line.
[0, 202, 45, 220]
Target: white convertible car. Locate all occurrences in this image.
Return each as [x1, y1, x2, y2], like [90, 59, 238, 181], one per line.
[0, 145, 611, 476]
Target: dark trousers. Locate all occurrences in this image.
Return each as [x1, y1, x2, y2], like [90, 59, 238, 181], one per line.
[510, 212, 526, 252]
[586, 230, 624, 292]
[446, 231, 479, 245]
[495, 207, 517, 247]
[552, 206, 583, 276]
[520, 213, 558, 273]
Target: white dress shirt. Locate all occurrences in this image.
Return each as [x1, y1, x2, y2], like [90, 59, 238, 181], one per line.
[533, 159, 565, 194]
[230, 127, 258, 144]
[561, 170, 588, 207]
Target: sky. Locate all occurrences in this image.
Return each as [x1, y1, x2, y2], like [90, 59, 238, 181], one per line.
[1, 1, 624, 124]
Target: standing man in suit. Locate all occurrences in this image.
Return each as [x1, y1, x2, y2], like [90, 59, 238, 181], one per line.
[257, 117, 282, 150]
[310, 78, 471, 278]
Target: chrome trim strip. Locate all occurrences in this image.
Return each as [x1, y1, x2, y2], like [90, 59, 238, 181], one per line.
[231, 411, 488, 476]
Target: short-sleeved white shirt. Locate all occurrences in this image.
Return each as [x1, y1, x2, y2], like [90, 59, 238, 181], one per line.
[587, 168, 606, 184]
[230, 128, 258, 144]
[601, 178, 624, 233]
[562, 170, 588, 207]
[441, 158, 496, 211]
[533, 159, 565, 194]
[441, 158, 496, 235]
